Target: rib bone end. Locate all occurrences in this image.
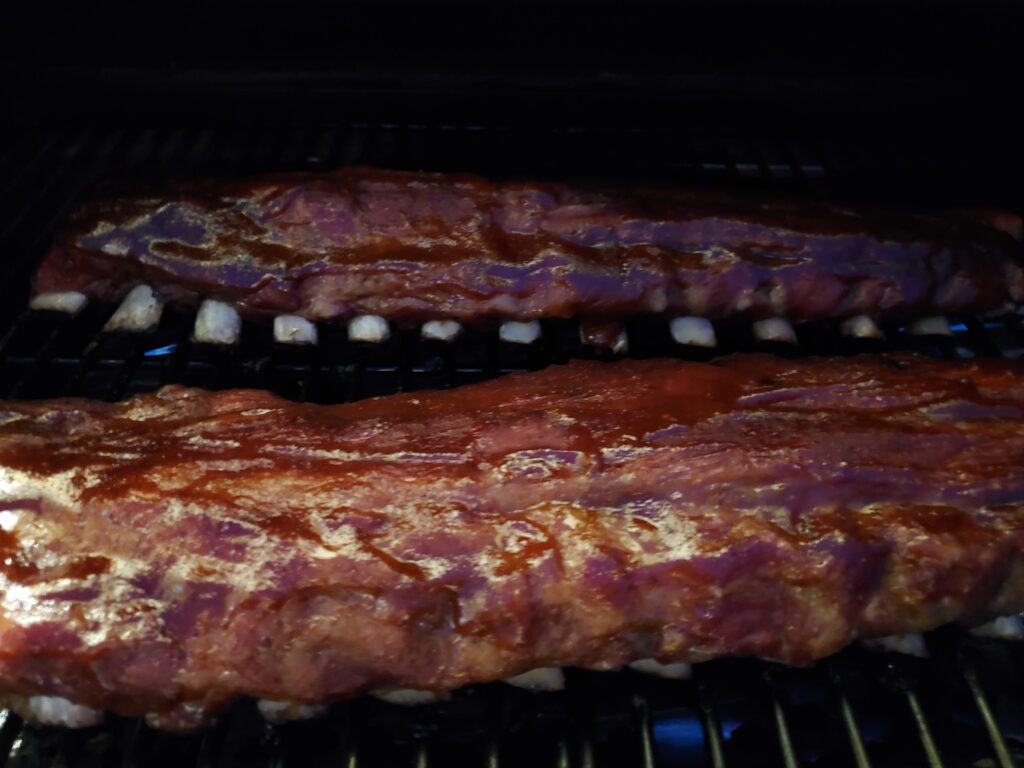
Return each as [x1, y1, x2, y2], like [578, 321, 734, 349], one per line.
[752, 318, 798, 345]
[273, 315, 318, 345]
[257, 699, 327, 722]
[971, 615, 1024, 640]
[194, 300, 242, 344]
[628, 659, 693, 680]
[29, 291, 88, 314]
[840, 315, 884, 339]
[422, 319, 463, 342]
[909, 316, 952, 337]
[861, 633, 928, 657]
[670, 316, 717, 348]
[348, 314, 390, 343]
[20, 696, 104, 728]
[371, 689, 442, 706]
[105, 284, 163, 332]
[499, 320, 542, 345]
[503, 667, 565, 691]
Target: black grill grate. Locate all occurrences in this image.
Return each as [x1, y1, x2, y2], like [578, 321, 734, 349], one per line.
[2, 639, 1024, 767]
[1, 124, 1023, 767]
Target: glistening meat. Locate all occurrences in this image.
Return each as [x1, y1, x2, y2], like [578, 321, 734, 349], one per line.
[1, 355, 1024, 729]
[32, 167, 1024, 325]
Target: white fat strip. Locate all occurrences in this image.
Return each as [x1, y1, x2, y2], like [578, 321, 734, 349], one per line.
[971, 615, 1024, 640]
[628, 659, 693, 680]
[27, 696, 104, 728]
[257, 699, 327, 722]
[371, 689, 442, 706]
[669, 317, 717, 348]
[752, 318, 799, 345]
[273, 315, 318, 345]
[29, 291, 88, 314]
[499, 320, 542, 345]
[348, 314, 390, 343]
[105, 285, 163, 332]
[861, 633, 928, 657]
[503, 667, 565, 691]
[194, 300, 241, 344]
[422, 319, 463, 342]
[840, 315, 885, 339]
[909, 316, 952, 337]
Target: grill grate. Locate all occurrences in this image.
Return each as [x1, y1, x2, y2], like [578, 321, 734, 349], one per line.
[2, 640, 1024, 767]
[1, 124, 1023, 767]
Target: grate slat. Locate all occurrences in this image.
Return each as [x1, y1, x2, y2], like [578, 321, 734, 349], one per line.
[485, 739, 500, 768]
[836, 692, 872, 768]
[698, 687, 728, 768]
[963, 662, 1019, 768]
[555, 738, 570, 768]
[0, 711, 23, 768]
[634, 696, 657, 768]
[577, 729, 595, 768]
[904, 688, 945, 768]
[413, 740, 428, 768]
[769, 695, 798, 768]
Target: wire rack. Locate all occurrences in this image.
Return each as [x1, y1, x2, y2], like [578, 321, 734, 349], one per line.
[1, 123, 1023, 767]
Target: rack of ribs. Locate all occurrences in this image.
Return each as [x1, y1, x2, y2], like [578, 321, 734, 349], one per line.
[2, 354, 1023, 728]
[31, 168, 1024, 334]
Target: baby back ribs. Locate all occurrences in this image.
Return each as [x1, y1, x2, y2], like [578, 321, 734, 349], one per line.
[32, 167, 1024, 325]
[2, 354, 1024, 728]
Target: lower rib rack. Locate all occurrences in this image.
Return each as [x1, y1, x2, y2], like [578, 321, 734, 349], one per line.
[2, 354, 1023, 729]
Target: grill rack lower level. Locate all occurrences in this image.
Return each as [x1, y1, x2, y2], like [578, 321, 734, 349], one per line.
[1, 629, 1024, 767]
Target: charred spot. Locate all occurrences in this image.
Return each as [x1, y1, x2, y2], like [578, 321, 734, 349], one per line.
[760, 378, 778, 386]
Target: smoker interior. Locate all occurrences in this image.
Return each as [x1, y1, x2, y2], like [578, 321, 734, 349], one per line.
[2, 119, 1024, 768]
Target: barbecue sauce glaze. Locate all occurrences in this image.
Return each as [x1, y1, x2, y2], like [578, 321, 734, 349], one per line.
[34, 167, 1024, 325]
[2, 355, 1024, 728]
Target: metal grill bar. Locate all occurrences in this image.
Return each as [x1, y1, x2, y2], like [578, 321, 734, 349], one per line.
[413, 741, 428, 768]
[963, 662, 1019, 768]
[769, 695, 798, 768]
[485, 739, 500, 768]
[905, 688, 945, 768]
[635, 697, 656, 768]
[697, 687, 727, 768]
[836, 692, 872, 768]
[578, 731, 595, 768]
[555, 738, 570, 768]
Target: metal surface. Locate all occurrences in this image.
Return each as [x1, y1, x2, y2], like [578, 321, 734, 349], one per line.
[1, 124, 1023, 767]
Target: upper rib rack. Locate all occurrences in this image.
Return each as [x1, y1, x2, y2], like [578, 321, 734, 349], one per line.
[32, 167, 1024, 325]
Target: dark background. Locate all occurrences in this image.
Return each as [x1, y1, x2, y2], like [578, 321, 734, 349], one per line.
[3, 1, 1021, 138]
